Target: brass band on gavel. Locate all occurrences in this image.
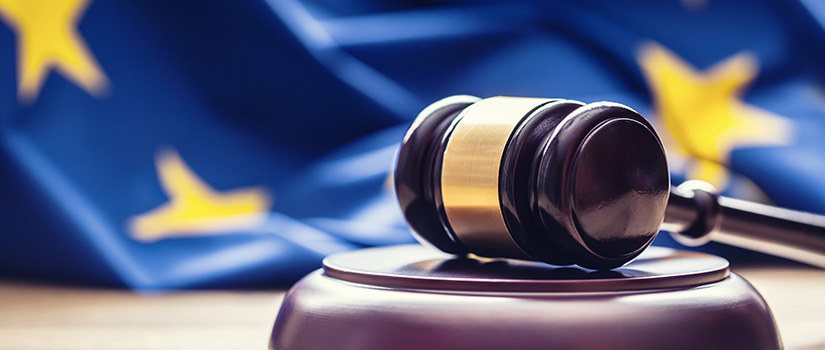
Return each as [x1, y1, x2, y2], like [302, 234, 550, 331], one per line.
[395, 96, 670, 269]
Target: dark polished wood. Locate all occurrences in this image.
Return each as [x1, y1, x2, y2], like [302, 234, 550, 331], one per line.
[396, 96, 669, 269]
[394, 96, 478, 255]
[398, 95, 825, 270]
[270, 245, 780, 350]
[666, 180, 825, 268]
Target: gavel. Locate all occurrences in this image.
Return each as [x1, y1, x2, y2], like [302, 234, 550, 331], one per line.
[395, 95, 825, 269]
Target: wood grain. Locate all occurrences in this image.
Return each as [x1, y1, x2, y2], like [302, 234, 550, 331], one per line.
[735, 265, 825, 350]
[0, 282, 284, 350]
[0, 264, 823, 350]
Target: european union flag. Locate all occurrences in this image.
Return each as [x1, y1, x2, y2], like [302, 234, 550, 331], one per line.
[2, 0, 825, 289]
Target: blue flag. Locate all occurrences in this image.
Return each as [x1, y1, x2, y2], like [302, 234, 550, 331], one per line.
[1, 0, 824, 289]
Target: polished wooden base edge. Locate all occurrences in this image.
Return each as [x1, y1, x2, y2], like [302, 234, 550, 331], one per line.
[270, 245, 780, 350]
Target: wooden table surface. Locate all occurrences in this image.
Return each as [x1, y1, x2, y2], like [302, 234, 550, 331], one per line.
[1, 264, 824, 350]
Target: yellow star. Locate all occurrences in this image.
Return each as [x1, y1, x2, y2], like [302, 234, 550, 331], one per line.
[638, 42, 792, 187]
[0, 0, 108, 102]
[129, 149, 272, 242]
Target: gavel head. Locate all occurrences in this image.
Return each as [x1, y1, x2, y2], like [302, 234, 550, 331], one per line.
[395, 96, 670, 269]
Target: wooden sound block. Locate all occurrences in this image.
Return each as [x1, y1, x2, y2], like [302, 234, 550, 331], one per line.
[269, 245, 780, 350]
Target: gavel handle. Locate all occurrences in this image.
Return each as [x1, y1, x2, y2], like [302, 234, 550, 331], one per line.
[663, 180, 825, 268]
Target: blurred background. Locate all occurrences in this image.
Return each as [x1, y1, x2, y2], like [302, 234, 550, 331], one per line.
[2, 0, 825, 290]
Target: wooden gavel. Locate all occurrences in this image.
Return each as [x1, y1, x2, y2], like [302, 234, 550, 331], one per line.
[394, 95, 825, 269]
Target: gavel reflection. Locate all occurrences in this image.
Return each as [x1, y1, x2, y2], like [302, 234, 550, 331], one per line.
[395, 95, 825, 270]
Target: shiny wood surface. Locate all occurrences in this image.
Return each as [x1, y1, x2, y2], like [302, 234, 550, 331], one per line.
[0, 262, 823, 349]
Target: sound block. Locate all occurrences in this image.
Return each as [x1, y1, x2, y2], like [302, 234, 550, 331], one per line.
[269, 245, 780, 350]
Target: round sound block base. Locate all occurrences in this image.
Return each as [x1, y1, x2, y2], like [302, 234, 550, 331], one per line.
[270, 245, 780, 350]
